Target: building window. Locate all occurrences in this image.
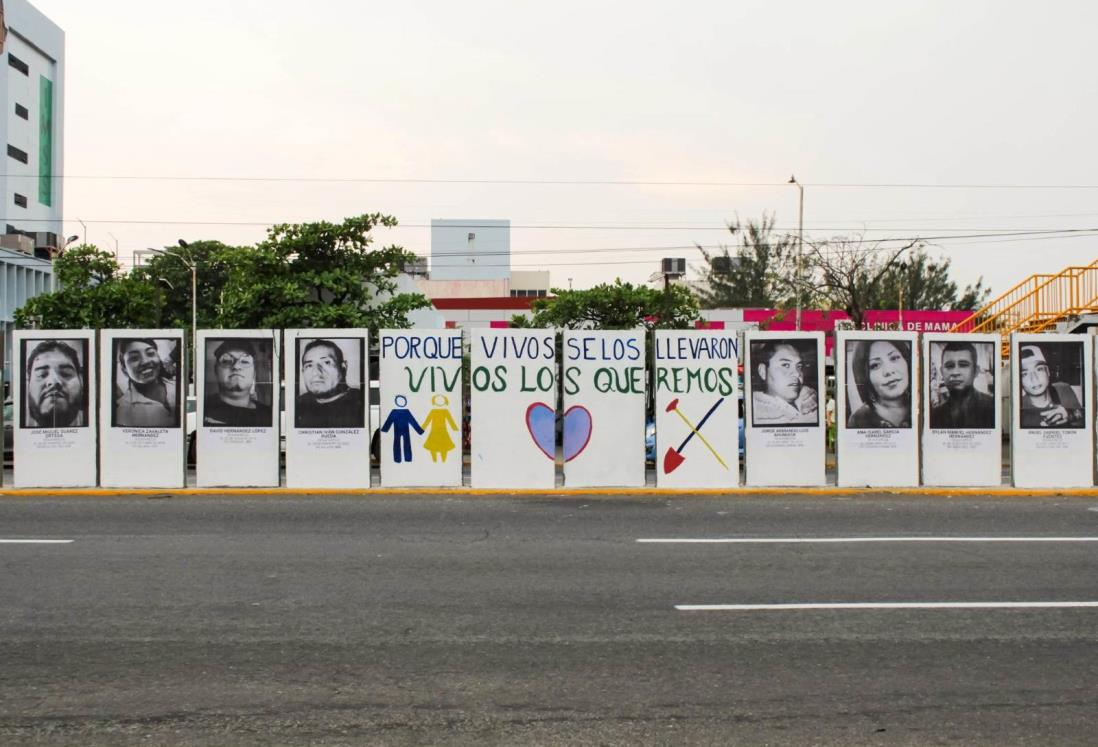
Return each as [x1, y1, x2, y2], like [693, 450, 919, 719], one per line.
[14, 103, 28, 120]
[7, 145, 28, 164]
[8, 54, 29, 76]
[13, 194, 27, 208]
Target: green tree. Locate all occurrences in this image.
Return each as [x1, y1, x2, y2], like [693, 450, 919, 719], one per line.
[214, 214, 429, 329]
[14, 245, 161, 329]
[695, 214, 799, 308]
[131, 240, 239, 330]
[805, 236, 992, 328]
[873, 249, 991, 312]
[513, 280, 699, 330]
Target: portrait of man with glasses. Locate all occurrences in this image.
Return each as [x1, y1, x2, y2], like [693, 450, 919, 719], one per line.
[203, 338, 273, 427]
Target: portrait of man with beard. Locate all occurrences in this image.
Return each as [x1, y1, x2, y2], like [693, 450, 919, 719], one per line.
[203, 338, 273, 427]
[295, 338, 365, 429]
[113, 338, 181, 428]
[22, 339, 88, 428]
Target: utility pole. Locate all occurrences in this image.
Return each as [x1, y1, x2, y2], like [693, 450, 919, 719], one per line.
[788, 176, 804, 330]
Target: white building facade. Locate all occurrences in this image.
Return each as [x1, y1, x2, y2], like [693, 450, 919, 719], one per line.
[2, 0, 65, 250]
[0, 245, 53, 386]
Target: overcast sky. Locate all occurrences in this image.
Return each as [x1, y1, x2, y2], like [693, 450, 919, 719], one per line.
[40, 0, 1098, 296]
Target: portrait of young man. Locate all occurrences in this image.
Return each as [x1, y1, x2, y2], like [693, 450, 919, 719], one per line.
[112, 338, 181, 428]
[929, 340, 995, 429]
[21, 339, 89, 429]
[1017, 342, 1085, 429]
[750, 339, 819, 426]
[295, 338, 365, 429]
[203, 338, 273, 427]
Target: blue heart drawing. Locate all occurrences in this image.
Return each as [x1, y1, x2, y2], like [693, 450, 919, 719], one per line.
[525, 403, 593, 462]
[525, 403, 556, 460]
[561, 405, 593, 463]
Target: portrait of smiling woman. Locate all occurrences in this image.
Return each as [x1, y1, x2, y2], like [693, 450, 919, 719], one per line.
[112, 338, 180, 428]
[846, 339, 913, 429]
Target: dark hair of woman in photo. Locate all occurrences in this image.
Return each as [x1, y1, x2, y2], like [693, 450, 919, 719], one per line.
[848, 339, 912, 428]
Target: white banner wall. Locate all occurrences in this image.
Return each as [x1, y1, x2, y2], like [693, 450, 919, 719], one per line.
[836, 330, 920, 487]
[654, 330, 739, 488]
[378, 329, 463, 487]
[285, 330, 371, 488]
[745, 331, 825, 486]
[196, 330, 280, 487]
[1011, 333, 1093, 487]
[99, 330, 186, 487]
[470, 329, 557, 488]
[13, 330, 98, 487]
[921, 333, 1002, 486]
[562, 330, 645, 487]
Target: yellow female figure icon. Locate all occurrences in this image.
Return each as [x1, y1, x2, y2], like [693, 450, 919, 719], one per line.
[421, 393, 458, 462]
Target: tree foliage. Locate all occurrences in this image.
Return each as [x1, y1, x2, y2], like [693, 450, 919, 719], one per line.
[130, 240, 238, 329]
[14, 245, 161, 329]
[805, 237, 991, 328]
[872, 249, 991, 312]
[217, 214, 429, 329]
[513, 280, 699, 330]
[14, 214, 431, 333]
[695, 214, 799, 308]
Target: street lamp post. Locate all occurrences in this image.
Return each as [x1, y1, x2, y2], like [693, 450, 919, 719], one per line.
[148, 240, 197, 396]
[790, 176, 808, 331]
[45, 235, 81, 292]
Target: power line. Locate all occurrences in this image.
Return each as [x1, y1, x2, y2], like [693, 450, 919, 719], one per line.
[10, 216, 1098, 237]
[106, 226, 1098, 268]
[7, 173, 1098, 189]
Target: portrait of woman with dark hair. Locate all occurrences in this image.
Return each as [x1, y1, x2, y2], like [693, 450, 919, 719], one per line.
[113, 338, 180, 428]
[846, 339, 913, 429]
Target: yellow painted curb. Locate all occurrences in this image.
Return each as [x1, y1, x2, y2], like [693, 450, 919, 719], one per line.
[0, 486, 1097, 498]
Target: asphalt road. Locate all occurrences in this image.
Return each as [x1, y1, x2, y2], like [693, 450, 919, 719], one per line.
[2, 494, 1097, 745]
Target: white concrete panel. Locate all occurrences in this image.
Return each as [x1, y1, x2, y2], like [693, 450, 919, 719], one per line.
[745, 331, 825, 486]
[921, 333, 1002, 486]
[562, 330, 645, 488]
[196, 330, 279, 487]
[837, 331, 920, 487]
[1011, 333, 1093, 487]
[98, 330, 185, 488]
[470, 329, 557, 488]
[285, 330, 371, 489]
[13, 330, 97, 487]
[653, 330, 739, 488]
[378, 329, 463, 487]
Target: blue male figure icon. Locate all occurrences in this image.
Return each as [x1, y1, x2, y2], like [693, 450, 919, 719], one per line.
[380, 394, 424, 463]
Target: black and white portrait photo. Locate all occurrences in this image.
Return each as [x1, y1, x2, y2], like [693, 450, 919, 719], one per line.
[20, 338, 89, 428]
[845, 338, 913, 429]
[294, 337, 366, 429]
[111, 338, 182, 428]
[203, 338, 274, 427]
[1017, 341, 1085, 429]
[749, 338, 819, 427]
[928, 340, 995, 430]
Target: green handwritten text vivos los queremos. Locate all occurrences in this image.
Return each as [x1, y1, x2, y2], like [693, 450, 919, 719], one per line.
[471, 365, 556, 393]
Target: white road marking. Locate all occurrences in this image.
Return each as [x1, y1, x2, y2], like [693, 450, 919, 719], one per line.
[638, 537, 1098, 544]
[0, 539, 74, 544]
[677, 602, 1098, 611]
